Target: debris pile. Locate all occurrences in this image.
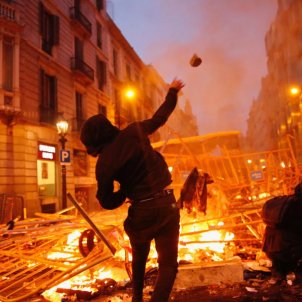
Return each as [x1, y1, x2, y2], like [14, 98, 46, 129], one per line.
[0, 135, 300, 301]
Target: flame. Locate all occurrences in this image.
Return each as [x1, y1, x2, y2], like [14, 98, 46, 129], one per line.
[178, 220, 235, 262]
[42, 219, 236, 301]
[42, 266, 129, 301]
[46, 230, 83, 261]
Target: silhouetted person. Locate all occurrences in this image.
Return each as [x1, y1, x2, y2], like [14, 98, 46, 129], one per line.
[262, 183, 302, 280]
[80, 79, 184, 302]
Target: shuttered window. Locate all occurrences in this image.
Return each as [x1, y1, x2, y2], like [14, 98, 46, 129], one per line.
[113, 49, 119, 77]
[96, 0, 103, 11]
[40, 69, 57, 124]
[75, 37, 83, 60]
[96, 57, 106, 91]
[2, 36, 14, 91]
[39, 2, 60, 55]
[76, 92, 84, 120]
[98, 104, 107, 116]
[96, 22, 102, 49]
[75, 92, 84, 131]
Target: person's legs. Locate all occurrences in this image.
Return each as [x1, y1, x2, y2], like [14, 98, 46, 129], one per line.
[124, 196, 179, 302]
[124, 205, 157, 302]
[130, 240, 151, 302]
[150, 205, 180, 302]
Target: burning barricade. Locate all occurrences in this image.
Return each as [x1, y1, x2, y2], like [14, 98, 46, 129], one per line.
[0, 174, 269, 302]
[0, 133, 300, 301]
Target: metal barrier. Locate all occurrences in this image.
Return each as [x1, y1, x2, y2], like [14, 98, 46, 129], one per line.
[153, 133, 300, 210]
[0, 194, 24, 224]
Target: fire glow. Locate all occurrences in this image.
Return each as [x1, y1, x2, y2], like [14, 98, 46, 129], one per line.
[42, 219, 235, 301]
[179, 220, 235, 262]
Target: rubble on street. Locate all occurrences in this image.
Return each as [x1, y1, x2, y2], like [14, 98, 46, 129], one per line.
[0, 135, 301, 301]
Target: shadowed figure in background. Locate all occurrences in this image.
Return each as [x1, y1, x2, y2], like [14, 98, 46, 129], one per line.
[262, 183, 302, 281]
[80, 79, 184, 302]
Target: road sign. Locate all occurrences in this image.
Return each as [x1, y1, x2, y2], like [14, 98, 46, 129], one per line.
[250, 170, 263, 181]
[60, 150, 71, 165]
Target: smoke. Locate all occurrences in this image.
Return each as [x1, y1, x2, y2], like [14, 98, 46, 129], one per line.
[109, 0, 277, 135]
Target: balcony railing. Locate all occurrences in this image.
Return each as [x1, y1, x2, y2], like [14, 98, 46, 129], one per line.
[0, 2, 16, 21]
[69, 7, 92, 36]
[39, 106, 58, 125]
[71, 57, 94, 82]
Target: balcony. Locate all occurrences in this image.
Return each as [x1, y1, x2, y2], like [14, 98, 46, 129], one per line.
[71, 57, 94, 84]
[0, 2, 16, 21]
[69, 7, 92, 37]
[39, 106, 58, 125]
[0, 1, 22, 32]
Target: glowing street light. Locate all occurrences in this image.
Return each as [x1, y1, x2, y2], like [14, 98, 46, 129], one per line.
[56, 118, 69, 136]
[124, 86, 136, 101]
[289, 86, 301, 96]
[56, 114, 69, 210]
[116, 85, 137, 128]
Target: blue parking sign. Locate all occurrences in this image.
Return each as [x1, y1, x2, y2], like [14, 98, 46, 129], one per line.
[60, 150, 71, 165]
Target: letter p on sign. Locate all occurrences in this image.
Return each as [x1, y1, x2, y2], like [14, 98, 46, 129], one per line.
[60, 150, 71, 165]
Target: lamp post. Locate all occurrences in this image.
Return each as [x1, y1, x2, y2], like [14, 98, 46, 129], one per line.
[123, 85, 137, 124]
[287, 85, 302, 163]
[289, 85, 301, 97]
[56, 114, 69, 210]
[124, 86, 136, 100]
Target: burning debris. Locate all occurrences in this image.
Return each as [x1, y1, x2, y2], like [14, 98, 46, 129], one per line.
[178, 167, 213, 215]
[0, 199, 123, 302]
[0, 192, 267, 302]
[0, 136, 300, 301]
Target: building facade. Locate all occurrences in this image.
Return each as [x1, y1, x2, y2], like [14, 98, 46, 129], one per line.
[0, 0, 198, 217]
[246, 0, 302, 162]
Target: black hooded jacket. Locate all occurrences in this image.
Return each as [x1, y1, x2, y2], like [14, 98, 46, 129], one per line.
[80, 88, 178, 209]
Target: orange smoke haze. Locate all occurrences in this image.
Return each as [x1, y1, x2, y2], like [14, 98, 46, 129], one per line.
[109, 0, 277, 135]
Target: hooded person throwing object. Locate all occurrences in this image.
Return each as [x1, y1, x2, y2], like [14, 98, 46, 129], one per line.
[80, 78, 185, 302]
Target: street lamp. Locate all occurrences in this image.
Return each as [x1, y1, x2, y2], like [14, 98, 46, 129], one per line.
[116, 85, 137, 128]
[56, 114, 69, 210]
[124, 86, 137, 101]
[287, 85, 302, 163]
[289, 85, 301, 97]
[123, 85, 137, 125]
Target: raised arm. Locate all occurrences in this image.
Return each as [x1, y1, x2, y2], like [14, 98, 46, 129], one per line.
[141, 78, 185, 135]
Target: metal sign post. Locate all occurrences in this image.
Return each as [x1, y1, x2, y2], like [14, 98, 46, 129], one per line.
[67, 193, 116, 255]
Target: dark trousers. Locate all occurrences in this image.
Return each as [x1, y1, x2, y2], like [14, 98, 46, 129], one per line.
[124, 193, 180, 302]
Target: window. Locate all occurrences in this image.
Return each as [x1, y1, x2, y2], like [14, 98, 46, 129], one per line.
[96, 0, 103, 11]
[75, 37, 83, 60]
[75, 91, 84, 130]
[2, 36, 14, 91]
[96, 57, 106, 91]
[40, 3, 60, 55]
[74, 0, 81, 10]
[96, 22, 102, 49]
[73, 149, 87, 176]
[126, 64, 131, 80]
[40, 69, 57, 124]
[37, 143, 57, 197]
[114, 89, 121, 127]
[113, 49, 119, 76]
[135, 73, 140, 84]
[98, 104, 107, 116]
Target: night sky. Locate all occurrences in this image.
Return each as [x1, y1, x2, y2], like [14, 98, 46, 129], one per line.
[108, 0, 277, 136]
